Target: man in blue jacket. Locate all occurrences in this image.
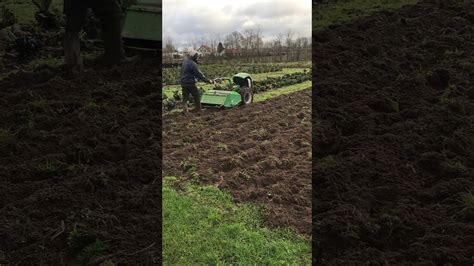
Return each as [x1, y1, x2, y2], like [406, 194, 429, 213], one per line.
[63, 0, 136, 72]
[180, 50, 213, 113]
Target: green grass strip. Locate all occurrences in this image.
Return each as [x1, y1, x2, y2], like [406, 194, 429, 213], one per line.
[163, 177, 311, 265]
[251, 68, 308, 81]
[239, 61, 311, 68]
[254, 80, 312, 102]
[314, 0, 418, 31]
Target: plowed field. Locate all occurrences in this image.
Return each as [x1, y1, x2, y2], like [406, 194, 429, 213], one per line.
[163, 89, 312, 235]
[0, 60, 162, 264]
[314, 0, 474, 264]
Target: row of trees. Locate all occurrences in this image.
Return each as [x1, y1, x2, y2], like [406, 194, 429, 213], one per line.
[163, 28, 311, 63]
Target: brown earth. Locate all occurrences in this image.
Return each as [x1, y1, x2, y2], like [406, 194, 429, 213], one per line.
[314, 0, 474, 264]
[163, 90, 312, 236]
[0, 59, 162, 264]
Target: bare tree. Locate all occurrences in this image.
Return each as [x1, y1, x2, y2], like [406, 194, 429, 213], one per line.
[273, 32, 283, 62]
[224, 33, 233, 48]
[164, 36, 175, 53]
[244, 29, 256, 60]
[295, 36, 304, 61]
[231, 31, 243, 52]
[184, 34, 196, 51]
[255, 25, 262, 59]
[209, 35, 219, 54]
[285, 29, 293, 61]
[163, 36, 175, 62]
[301, 36, 310, 61]
[223, 31, 243, 58]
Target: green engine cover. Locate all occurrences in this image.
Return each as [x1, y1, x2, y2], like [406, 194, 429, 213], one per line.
[122, 0, 162, 41]
[233, 73, 251, 80]
[201, 90, 242, 108]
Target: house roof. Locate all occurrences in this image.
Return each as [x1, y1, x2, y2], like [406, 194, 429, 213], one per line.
[198, 45, 213, 52]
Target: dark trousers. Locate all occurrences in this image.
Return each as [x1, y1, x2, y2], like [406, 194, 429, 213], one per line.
[63, 0, 125, 68]
[181, 83, 201, 111]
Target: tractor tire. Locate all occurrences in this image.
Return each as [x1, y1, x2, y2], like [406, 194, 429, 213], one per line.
[240, 86, 253, 105]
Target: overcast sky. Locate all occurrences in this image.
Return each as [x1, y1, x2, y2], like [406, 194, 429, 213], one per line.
[163, 0, 311, 50]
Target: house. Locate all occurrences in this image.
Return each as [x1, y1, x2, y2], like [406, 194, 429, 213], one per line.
[172, 50, 183, 59]
[197, 45, 213, 55]
[163, 50, 183, 60]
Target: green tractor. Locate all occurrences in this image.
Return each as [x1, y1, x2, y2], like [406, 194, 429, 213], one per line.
[201, 73, 254, 108]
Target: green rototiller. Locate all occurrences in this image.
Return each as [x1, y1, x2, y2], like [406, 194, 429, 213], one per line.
[122, 0, 161, 50]
[201, 73, 254, 108]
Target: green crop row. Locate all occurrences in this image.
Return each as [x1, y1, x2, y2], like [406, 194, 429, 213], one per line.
[163, 64, 283, 85]
[253, 71, 311, 93]
[162, 71, 312, 112]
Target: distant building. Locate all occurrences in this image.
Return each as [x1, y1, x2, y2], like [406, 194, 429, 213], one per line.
[172, 51, 183, 59]
[197, 45, 213, 55]
[163, 49, 183, 59]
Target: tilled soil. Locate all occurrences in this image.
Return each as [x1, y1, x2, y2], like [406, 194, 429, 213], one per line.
[314, 0, 474, 264]
[163, 90, 312, 235]
[0, 59, 162, 264]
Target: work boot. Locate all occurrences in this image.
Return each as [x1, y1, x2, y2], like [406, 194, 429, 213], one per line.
[64, 31, 83, 73]
[193, 98, 202, 112]
[182, 102, 188, 115]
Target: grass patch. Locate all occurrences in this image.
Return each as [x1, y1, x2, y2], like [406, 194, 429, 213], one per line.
[462, 192, 474, 212]
[217, 143, 228, 151]
[314, 0, 418, 31]
[2, 0, 62, 24]
[268, 61, 312, 68]
[254, 80, 312, 102]
[27, 56, 62, 71]
[439, 85, 455, 104]
[0, 70, 20, 81]
[82, 98, 100, 112]
[33, 159, 59, 177]
[443, 160, 466, 174]
[0, 128, 15, 143]
[458, 192, 474, 220]
[163, 177, 311, 265]
[68, 227, 108, 264]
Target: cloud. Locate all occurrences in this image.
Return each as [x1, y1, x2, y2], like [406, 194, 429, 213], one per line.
[239, 2, 302, 18]
[163, 0, 311, 49]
